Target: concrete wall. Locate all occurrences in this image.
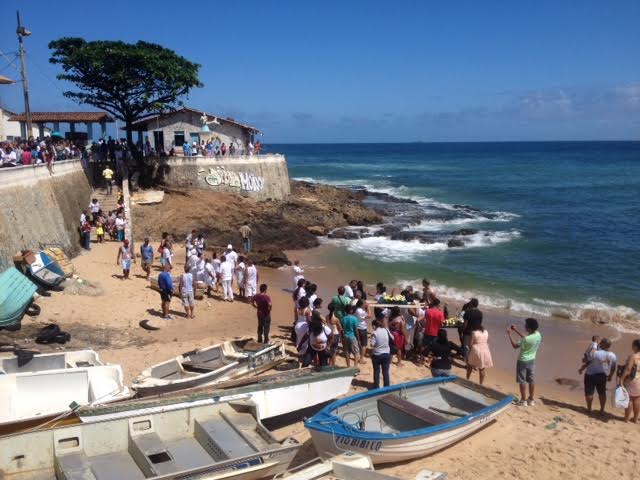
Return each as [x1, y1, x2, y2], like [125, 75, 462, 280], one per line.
[159, 154, 290, 201]
[0, 160, 92, 270]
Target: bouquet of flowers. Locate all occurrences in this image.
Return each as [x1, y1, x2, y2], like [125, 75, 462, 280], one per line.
[380, 294, 408, 305]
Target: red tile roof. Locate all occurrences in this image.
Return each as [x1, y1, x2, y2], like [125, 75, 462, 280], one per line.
[8, 111, 114, 123]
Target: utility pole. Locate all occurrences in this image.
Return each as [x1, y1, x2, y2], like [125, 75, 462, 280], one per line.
[16, 11, 32, 139]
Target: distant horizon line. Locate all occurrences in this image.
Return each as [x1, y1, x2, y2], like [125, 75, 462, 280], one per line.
[266, 139, 640, 145]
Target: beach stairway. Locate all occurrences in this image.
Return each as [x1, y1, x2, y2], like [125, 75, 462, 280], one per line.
[88, 189, 119, 242]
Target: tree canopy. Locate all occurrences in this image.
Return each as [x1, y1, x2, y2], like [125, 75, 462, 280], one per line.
[49, 38, 202, 142]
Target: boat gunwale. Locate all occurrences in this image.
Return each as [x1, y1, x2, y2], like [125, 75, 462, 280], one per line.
[82, 366, 358, 417]
[304, 375, 514, 441]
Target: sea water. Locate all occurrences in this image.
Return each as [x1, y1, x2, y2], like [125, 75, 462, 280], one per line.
[271, 142, 640, 330]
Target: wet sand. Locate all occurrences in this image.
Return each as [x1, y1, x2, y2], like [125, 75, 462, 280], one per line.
[2, 242, 637, 479]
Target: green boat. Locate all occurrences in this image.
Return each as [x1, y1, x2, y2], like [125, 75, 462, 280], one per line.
[0, 267, 37, 329]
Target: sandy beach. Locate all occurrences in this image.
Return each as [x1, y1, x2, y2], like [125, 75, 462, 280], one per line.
[1, 241, 637, 479]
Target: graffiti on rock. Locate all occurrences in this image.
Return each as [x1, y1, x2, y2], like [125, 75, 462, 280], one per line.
[197, 167, 265, 192]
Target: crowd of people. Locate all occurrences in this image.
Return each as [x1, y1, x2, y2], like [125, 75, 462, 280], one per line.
[0, 137, 84, 169]
[179, 138, 261, 157]
[79, 192, 127, 251]
[288, 269, 640, 422]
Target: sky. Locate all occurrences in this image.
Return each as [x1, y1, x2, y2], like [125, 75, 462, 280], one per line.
[1, 0, 639, 143]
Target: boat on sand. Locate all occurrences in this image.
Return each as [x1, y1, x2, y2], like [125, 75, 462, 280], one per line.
[80, 366, 358, 423]
[0, 349, 131, 428]
[305, 376, 513, 465]
[0, 267, 37, 329]
[132, 338, 288, 396]
[0, 400, 300, 480]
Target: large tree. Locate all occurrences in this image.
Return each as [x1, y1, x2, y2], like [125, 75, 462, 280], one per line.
[49, 37, 202, 146]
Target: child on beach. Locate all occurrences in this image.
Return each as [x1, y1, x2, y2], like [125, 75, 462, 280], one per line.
[579, 335, 600, 374]
[95, 218, 104, 243]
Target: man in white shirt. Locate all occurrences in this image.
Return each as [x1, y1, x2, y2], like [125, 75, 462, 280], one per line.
[219, 255, 234, 302]
[225, 245, 238, 267]
[344, 280, 357, 299]
[162, 242, 173, 270]
[245, 259, 258, 298]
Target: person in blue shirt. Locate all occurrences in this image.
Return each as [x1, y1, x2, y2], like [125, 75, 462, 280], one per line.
[140, 237, 154, 280]
[157, 264, 173, 319]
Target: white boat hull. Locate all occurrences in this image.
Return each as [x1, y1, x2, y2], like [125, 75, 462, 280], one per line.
[81, 369, 355, 423]
[308, 398, 510, 464]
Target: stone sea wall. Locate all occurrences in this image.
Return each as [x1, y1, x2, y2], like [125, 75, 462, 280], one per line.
[158, 154, 291, 200]
[0, 160, 92, 270]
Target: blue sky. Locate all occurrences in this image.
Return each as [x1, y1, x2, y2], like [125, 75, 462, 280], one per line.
[1, 0, 639, 142]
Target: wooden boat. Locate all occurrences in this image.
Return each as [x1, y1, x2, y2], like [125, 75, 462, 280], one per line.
[42, 246, 75, 278]
[0, 400, 300, 480]
[80, 366, 357, 424]
[0, 267, 37, 329]
[304, 376, 513, 465]
[133, 338, 288, 397]
[0, 350, 131, 427]
[149, 274, 206, 299]
[25, 250, 66, 289]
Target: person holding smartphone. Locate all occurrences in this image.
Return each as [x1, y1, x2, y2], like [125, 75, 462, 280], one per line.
[507, 318, 542, 407]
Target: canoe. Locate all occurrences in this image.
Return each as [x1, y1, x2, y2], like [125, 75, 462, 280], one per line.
[0, 267, 37, 328]
[26, 250, 66, 289]
[0, 400, 301, 480]
[80, 366, 358, 424]
[42, 246, 75, 278]
[149, 274, 206, 299]
[305, 376, 513, 465]
[0, 349, 131, 427]
[133, 338, 288, 397]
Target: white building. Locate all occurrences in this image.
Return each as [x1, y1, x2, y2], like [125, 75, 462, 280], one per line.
[0, 106, 45, 140]
[129, 107, 261, 155]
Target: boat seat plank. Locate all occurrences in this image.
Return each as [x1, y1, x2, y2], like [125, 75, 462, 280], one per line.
[130, 431, 182, 476]
[55, 452, 97, 480]
[377, 395, 449, 430]
[194, 416, 256, 461]
[89, 451, 146, 480]
[163, 437, 214, 471]
[181, 361, 222, 373]
[219, 409, 275, 449]
[438, 386, 488, 412]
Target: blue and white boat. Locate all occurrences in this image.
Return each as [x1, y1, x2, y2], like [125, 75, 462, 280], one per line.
[304, 376, 513, 465]
[26, 250, 66, 289]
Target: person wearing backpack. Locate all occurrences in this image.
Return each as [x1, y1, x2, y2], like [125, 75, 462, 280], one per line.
[370, 318, 392, 389]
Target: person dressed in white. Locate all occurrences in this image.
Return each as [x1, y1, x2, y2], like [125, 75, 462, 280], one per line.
[344, 280, 356, 299]
[212, 253, 221, 292]
[204, 258, 216, 297]
[236, 256, 247, 299]
[245, 259, 258, 298]
[195, 254, 206, 283]
[225, 245, 238, 277]
[178, 265, 196, 319]
[292, 260, 304, 290]
[219, 255, 234, 302]
[162, 242, 173, 270]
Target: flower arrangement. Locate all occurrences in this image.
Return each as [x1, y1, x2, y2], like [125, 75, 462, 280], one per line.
[380, 294, 408, 305]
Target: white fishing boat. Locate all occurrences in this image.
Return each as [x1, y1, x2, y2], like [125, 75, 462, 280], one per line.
[133, 338, 288, 397]
[304, 376, 513, 465]
[0, 350, 131, 428]
[0, 400, 300, 480]
[81, 366, 358, 423]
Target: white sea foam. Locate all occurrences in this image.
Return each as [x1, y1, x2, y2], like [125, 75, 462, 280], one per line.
[391, 278, 640, 333]
[324, 230, 521, 262]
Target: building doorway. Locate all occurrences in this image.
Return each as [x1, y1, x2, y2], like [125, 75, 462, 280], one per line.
[153, 131, 164, 152]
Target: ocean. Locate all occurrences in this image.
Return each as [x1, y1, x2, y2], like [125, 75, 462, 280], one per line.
[269, 142, 640, 331]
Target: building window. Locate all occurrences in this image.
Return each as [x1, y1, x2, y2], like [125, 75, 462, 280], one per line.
[174, 131, 185, 146]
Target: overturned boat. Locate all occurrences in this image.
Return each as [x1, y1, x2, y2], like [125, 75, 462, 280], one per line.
[23, 250, 66, 289]
[305, 376, 513, 464]
[0, 349, 131, 428]
[0, 400, 300, 480]
[81, 366, 357, 423]
[0, 267, 37, 329]
[133, 339, 288, 397]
